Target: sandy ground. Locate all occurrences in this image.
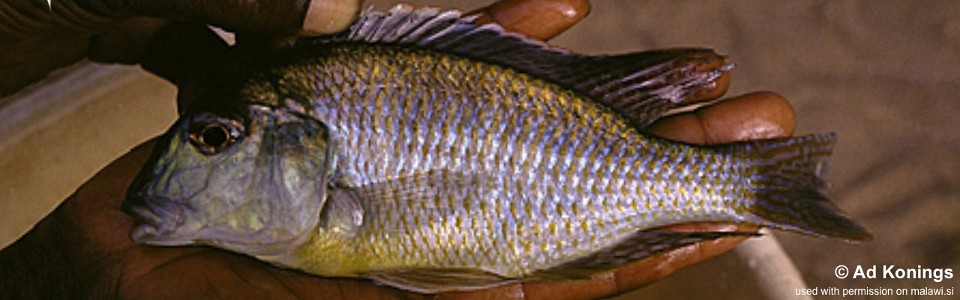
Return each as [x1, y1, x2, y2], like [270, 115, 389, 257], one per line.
[2, 0, 958, 298]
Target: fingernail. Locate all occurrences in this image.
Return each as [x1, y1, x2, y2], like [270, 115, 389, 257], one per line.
[300, 0, 362, 36]
[687, 56, 732, 102]
[689, 72, 730, 102]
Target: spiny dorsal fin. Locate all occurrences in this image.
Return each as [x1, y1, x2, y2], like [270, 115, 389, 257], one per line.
[301, 5, 733, 126]
[530, 230, 758, 280]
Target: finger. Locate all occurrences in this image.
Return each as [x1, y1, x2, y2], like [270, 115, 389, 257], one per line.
[515, 222, 753, 299]
[3, 0, 359, 42]
[646, 91, 797, 144]
[0, 36, 87, 96]
[523, 274, 618, 300]
[54, 138, 160, 260]
[133, 23, 231, 111]
[300, 0, 363, 35]
[609, 223, 759, 291]
[438, 276, 619, 300]
[2, 0, 358, 95]
[88, 17, 170, 64]
[124, 24, 289, 110]
[110, 0, 361, 35]
[437, 284, 525, 300]
[448, 224, 755, 300]
[471, 0, 591, 41]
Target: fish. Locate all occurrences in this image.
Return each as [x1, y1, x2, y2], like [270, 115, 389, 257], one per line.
[122, 5, 871, 293]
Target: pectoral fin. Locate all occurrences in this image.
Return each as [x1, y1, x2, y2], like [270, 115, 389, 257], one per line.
[348, 170, 487, 204]
[364, 268, 516, 294]
[343, 170, 492, 231]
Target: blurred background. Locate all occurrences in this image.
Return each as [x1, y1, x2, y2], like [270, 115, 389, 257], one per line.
[2, 0, 958, 298]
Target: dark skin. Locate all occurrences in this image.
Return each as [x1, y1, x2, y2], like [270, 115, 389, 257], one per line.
[0, 0, 796, 298]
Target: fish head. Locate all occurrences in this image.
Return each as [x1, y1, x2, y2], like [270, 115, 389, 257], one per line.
[123, 93, 334, 256]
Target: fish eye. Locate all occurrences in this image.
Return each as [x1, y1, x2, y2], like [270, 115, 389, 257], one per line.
[189, 117, 244, 155]
[200, 124, 229, 147]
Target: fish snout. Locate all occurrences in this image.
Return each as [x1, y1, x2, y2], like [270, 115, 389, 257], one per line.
[122, 194, 190, 245]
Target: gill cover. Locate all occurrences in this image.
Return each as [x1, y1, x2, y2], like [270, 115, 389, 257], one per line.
[124, 102, 334, 257]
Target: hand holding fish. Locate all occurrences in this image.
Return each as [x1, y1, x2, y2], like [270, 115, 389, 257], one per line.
[0, 0, 853, 299]
[1, 0, 362, 95]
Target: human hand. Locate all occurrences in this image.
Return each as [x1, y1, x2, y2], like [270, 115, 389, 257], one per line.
[0, 0, 362, 95]
[0, 0, 796, 299]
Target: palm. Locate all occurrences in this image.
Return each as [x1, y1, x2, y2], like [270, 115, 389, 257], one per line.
[109, 247, 405, 299]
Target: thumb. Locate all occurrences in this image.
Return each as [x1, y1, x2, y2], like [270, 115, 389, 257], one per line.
[108, 0, 362, 35]
[0, 0, 360, 95]
[2, 0, 360, 41]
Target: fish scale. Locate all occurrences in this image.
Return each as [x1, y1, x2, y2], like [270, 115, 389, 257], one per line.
[269, 45, 746, 277]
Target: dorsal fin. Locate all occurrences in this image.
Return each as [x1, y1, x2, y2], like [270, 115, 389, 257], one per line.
[298, 5, 733, 126]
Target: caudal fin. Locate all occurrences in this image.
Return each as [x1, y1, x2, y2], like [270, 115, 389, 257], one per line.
[746, 133, 872, 241]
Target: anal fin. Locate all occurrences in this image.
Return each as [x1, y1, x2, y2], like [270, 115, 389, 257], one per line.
[531, 229, 758, 280]
[363, 268, 515, 294]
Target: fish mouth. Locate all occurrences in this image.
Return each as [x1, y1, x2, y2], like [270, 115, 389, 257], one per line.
[122, 194, 192, 246]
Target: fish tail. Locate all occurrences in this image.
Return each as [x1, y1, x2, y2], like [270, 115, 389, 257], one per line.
[745, 132, 872, 241]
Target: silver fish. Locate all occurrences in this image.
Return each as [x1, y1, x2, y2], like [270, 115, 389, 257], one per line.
[123, 6, 870, 293]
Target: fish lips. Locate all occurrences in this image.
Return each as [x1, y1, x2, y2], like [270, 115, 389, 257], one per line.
[122, 194, 194, 246]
